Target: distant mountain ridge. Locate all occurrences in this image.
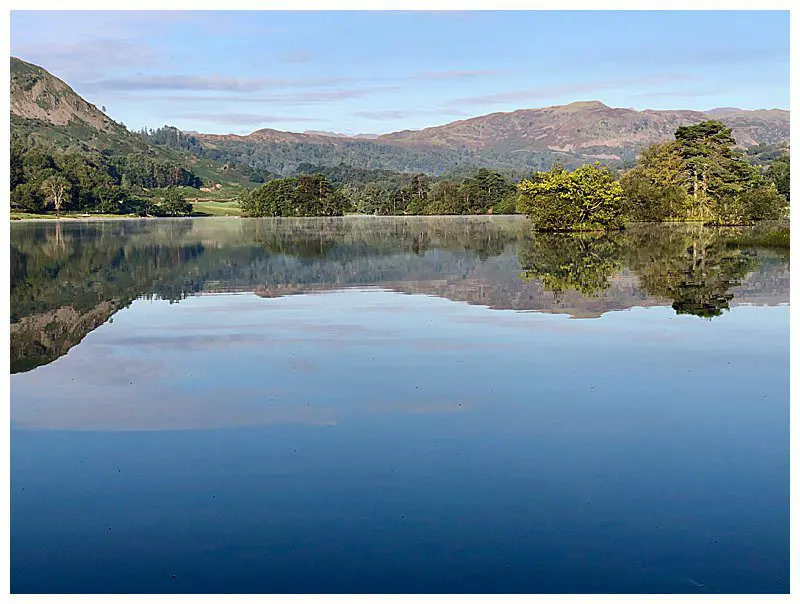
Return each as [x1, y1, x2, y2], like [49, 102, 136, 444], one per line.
[10, 56, 789, 176]
[191, 100, 788, 174]
[208, 100, 788, 162]
[374, 101, 789, 156]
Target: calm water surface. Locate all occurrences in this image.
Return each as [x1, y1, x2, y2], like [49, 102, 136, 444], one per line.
[10, 217, 789, 593]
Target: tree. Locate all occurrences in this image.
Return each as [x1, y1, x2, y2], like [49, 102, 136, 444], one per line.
[674, 121, 761, 220]
[622, 121, 782, 225]
[296, 174, 347, 216]
[426, 180, 462, 214]
[517, 163, 626, 231]
[707, 184, 787, 225]
[766, 154, 789, 202]
[621, 141, 689, 221]
[40, 174, 71, 214]
[240, 178, 297, 217]
[405, 174, 430, 214]
[160, 187, 193, 216]
[240, 174, 345, 217]
[459, 168, 516, 214]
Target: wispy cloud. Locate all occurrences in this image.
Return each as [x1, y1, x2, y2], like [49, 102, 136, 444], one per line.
[448, 74, 697, 106]
[82, 69, 504, 94]
[243, 88, 402, 104]
[412, 69, 504, 80]
[449, 85, 614, 107]
[600, 45, 789, 70]
[85, 74, 288, 92]
[99, 86, 401, 105]
[630, 90, 723, 100]
[353, 108, 471, 121]
[13, 39, 159, 81]
[179, 112, 325, 126]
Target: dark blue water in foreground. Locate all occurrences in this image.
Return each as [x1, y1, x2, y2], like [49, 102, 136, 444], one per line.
[10, 218, 789, 593]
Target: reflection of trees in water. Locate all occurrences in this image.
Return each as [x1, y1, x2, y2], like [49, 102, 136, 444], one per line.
[516, 224, 774, 318]
[10, 217, 526, 373]
[11, 221, 211, 373]
[239, 216, 525, 261]
[518, 233, 623, 297]
[622, 225, 763, 318]
[9, 218, 788, 373]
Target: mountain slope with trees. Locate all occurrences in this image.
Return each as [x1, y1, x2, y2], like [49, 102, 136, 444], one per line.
[9, 57, 791, 219]
[183, 101, 789, 175]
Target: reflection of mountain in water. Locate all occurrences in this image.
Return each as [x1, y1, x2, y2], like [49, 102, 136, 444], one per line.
[10, 217, 789, 373]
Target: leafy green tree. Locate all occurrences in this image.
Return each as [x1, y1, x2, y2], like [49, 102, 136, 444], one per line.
[11, 136, 26, 190]
[240, 174, 345, 217]
[766, 154, 789, 202]
[459, 168, 516, 214]
[358, 182, 392, 214]
[240, 178, 296, 217]
[517, 163, 626, 231]
[405, 173, 430, 215]
[674, 121, 761, 221]
[426, 180, 462, 214]
[622, 121, 783, 225]
[11, 182, 45, 213]
[705, 185, 787, 226]
[492, 192, 519, 214]
[160, 187, 193, 216]
[620, 141, 689, 221]
[40, 174, 71, 213]
[296, 174, 347, 216]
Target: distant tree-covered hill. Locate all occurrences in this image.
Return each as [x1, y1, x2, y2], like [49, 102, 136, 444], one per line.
[172, 100, 789, 177]
[11, 56, 790, 184]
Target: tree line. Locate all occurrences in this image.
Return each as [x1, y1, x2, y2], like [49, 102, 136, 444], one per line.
[517, 121, 788, 231]
[12, 120, 789, 225]
[10, 135, 198, 216]
[241, 122, 788, 226]
[240, 168, 520, 217]
[140, 126, 582, 176]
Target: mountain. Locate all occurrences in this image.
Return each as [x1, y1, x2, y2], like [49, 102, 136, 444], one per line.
[12, 58, 121, 134]
[11, 57, 790, 178]
[10, 56, 154, 154]
[189, 100, 788, 175]
[10, 57, 266, 186]
[375, 100, 789, 157]
[303, 130, 380, 139]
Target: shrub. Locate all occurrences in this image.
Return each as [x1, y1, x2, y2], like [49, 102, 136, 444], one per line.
[159, 187, 193, 217]
[517, 163, 626, 231]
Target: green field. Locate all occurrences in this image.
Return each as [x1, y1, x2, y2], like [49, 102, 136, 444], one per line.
[190, 199, 242, 217]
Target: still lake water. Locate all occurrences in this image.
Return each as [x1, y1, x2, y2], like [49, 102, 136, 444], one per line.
[10, 217, 789, 593]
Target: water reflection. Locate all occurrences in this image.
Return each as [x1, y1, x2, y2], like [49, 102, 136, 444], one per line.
[624, 226, 774, 318]
[10, 217, 789, 373]
[10, 218, 789, 594]
[520, 233, 623, 296]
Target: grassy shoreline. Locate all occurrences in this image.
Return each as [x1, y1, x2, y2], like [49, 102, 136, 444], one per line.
[10, 199, 243, 221]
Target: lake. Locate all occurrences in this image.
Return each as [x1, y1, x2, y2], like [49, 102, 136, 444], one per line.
[10, 216, 789, 593]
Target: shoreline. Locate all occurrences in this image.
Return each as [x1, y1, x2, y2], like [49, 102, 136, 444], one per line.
[9, 214, 242, 222]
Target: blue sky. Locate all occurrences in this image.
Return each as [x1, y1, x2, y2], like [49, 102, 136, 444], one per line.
[10, 10, 789, 135]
